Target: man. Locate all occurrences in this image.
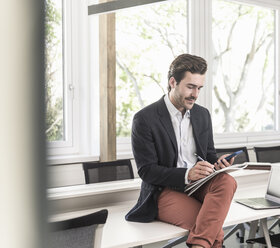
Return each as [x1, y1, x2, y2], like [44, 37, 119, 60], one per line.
[125, 54, 237, 248]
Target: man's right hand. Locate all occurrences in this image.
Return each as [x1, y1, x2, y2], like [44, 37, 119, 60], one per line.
[188, 161, 215, 181]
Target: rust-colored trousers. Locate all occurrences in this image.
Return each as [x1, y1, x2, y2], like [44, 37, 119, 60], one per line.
[157, 173, 237, 248]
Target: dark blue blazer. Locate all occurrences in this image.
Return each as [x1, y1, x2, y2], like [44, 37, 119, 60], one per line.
[125, 96, 217, 222]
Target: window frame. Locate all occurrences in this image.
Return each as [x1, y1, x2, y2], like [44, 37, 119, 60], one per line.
[194, 0, 280, 148]
[47, 0, 74, 154]
[47, 0, 96, 159]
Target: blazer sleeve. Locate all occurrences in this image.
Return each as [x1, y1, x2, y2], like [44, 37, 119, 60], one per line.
[132, 112, 187, 190]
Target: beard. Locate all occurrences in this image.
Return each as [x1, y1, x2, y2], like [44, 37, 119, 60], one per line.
[171, 89, 197, 111]
[181, 95, 196, 110]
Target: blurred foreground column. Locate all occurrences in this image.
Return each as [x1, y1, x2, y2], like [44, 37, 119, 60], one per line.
[0, 1, 46, 248]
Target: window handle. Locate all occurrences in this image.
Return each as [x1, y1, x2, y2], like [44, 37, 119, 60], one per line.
[69, 84, 74, 91]
[69, 84, 75, 99]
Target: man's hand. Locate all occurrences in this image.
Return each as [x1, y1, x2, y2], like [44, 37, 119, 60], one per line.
[188, 161, 215, 181]
[214, 154, 234, 171]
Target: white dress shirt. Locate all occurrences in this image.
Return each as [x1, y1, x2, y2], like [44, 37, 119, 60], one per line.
[164, 94, 197, 184]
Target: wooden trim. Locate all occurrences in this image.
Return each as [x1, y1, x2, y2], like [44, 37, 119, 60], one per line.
[99, 10, 116, 161]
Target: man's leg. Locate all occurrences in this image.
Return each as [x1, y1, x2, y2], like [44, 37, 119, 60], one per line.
[187, 173, 237, 248]
[157, 173, 237, 248]
[157, 188, 202, 231]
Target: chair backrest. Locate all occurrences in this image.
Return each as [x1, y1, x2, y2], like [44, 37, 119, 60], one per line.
[254, 146, 280, 163]
[82, 159, 134, 184]
[48, 209, 108, 248]
[215, 147, 249, 164]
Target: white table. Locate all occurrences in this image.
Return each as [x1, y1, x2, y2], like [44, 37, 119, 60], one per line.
[101, 170, 278, 248]
[49, 169, 279, 248]
[99, 201, 280, 248]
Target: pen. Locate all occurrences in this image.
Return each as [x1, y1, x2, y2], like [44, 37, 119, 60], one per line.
[194, 153, 204, 161]
[194, 153, 216, 172]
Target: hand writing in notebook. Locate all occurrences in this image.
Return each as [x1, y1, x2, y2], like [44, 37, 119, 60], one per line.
[187, 158, 215, 181]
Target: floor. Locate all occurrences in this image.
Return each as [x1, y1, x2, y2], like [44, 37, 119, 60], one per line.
[144, 218, 280, 248]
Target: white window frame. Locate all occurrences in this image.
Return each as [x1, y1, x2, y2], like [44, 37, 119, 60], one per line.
[47, 0, 75, 156]
[48, 0, 99, 162]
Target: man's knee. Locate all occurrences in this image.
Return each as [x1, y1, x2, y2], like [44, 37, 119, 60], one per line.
[223, 173, 237, 187]
[215, 173, 237, 194]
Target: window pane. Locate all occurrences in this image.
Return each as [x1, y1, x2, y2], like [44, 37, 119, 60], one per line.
[116, 0, 188, 137]
[45, 0, 64, 141]
[212, 0, 276, 133]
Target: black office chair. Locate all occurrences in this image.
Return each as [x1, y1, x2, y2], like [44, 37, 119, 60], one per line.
[254, 146, 280, 163]
[254, 146, 280, 233]
[82, 159, 134, 184]
[216, 146, 249, 165]
[216, 147, 250, 243]
[247, 233, 280, 247]
[48, 209, 108, 248]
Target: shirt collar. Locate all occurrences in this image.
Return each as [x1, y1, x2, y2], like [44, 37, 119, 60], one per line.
[164, 94, 190, 119]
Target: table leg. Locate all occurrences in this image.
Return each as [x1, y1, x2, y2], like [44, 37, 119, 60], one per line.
[161, 234, 189, 248]
[246, 220, 259, 248]
[259, 218, 272, 248]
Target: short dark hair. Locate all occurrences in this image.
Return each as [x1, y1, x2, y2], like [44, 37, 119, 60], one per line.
[167, 54, 207, 92]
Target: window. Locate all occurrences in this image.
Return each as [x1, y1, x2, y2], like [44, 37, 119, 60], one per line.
[212, 0, 277, 134]
[48, 0, 280, 163]
[46, 0, 94, 159]
[46, 0, 76, 156]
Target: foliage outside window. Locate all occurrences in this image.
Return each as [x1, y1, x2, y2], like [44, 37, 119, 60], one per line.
[45, 0, 64, 142]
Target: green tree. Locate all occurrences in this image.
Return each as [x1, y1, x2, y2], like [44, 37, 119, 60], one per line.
[45, 0, 64, 141]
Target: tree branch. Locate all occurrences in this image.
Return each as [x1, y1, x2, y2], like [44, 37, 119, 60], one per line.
[143, 73, 166, 94]
[116, 55, 145, 108]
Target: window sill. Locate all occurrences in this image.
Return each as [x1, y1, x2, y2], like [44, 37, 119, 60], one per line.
[48, 178, 141, 200]
[47, 153, 135, 166]
[47, 155, 99, 165]
[214, 132, 280, 148]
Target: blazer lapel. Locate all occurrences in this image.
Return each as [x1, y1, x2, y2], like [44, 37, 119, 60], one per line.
[157, 97, 178, 154]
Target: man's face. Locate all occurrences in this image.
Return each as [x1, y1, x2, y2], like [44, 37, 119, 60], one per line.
[169, 71, 205, 112]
